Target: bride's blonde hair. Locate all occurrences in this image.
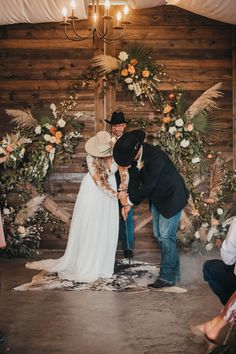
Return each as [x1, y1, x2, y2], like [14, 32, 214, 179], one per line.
[92, 156, 112, 187]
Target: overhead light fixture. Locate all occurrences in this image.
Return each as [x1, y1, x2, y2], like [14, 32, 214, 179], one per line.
[60, 0, 131, 43]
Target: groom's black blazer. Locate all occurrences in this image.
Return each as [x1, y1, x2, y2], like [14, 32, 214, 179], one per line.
[128, 143, 189, 218]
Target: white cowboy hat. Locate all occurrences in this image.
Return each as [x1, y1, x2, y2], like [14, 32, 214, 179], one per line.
[85, 131, 113, 157]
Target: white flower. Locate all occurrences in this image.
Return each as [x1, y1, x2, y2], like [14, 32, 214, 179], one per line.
[169, 126, 177, 135]
[133, 82, 142, 97]
[205, 243, 214, 251]
[217, 208, 223, 216]
[124, 77, 133, 84]
[180, 139, 190, 148]
[74, 112, 83, 119]
[192, 157, 201, 164]
[57, 119, 66, 128]
[207, 227, 218, 242]
[35, 125, 42, 135]
[175, 118, 184, 127]
[3, 208, 10, 215]
[44, 134, 51, 141]
[128, 84, 134, 91]
[201, 222, 209, 228]
[20, 148, 25, 157]
[194, 231, 200, 239]
[118, 51, 129, 61]
[50, 103, 57, 111]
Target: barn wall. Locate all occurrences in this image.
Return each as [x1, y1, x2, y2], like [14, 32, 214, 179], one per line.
[0, 5, 233, 252]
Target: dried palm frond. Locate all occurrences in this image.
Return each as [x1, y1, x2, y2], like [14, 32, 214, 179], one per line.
[184, 82, 223, 119]
[14, 195, 45, 225]
[92, 54, 119, 75]
[176, 91, 189, 118]
[191, 111, 226, 138]
[31, 103, 54, 126]
[207, 157, 223, 201]
[5, 108, 37, 128]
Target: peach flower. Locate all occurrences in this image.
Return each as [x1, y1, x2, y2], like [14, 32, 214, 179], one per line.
[6, 144, 14, 152]
[50, 136, 57, 144]
[163, 105, 172, 114]
[162, 116, 172, 124]
[50, 126, 57, 135]
[128, 64, 135, 74]
[45, 144, 53, 152]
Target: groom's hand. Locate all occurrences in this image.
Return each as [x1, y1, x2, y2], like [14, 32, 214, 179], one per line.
[121, 206, 131, 220]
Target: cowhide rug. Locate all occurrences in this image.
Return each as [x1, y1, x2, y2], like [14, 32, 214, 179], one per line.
[14, 260, 187, 293]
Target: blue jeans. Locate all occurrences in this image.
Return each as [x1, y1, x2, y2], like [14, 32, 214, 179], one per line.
[203, 259, 236, 305]
[119, 208, 134, 251]
[151, 204, 181, 284]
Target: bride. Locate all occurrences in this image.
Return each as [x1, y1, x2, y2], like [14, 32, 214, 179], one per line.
[26, 131, 128, 282]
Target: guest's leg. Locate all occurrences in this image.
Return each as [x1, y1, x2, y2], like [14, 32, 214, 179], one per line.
[203, 260, 236, 305]
[151, 205, 181, 284]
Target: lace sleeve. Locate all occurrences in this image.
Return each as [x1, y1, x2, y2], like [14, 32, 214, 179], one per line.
[118, 166, 129, 191]
[86, 155, 117, 199]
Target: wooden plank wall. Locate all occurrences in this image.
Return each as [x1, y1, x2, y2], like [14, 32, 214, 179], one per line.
[0, 5, 233, 252]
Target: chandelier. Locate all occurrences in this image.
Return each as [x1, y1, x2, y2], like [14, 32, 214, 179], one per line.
[61, 0, 131, 43]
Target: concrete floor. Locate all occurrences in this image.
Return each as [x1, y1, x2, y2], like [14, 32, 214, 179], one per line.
[0, 251, 235, 354]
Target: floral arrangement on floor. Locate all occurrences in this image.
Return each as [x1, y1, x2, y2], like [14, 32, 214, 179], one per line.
[0, 90, 84, 257]
[92, 44, 236, 252]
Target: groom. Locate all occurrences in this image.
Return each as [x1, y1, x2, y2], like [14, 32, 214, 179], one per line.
[113, 129, 189, 288]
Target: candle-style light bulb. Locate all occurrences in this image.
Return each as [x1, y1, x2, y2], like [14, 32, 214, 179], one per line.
[93, 13, 97, 24]
[62, 7, 67, 22]
[124, 5, 129, 15]
[116, 12, 122, 22]
[70, 0, 76, 10]
[105, 0, 110, 10]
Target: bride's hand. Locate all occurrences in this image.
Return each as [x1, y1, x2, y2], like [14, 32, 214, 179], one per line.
[118, 183, 127, 191]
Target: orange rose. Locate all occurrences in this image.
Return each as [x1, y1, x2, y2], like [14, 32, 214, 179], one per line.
[142, 69, 150, 78]
[128, 64, 135, 74]
[6, 144, 14, 152]
[121, 69, 128, 76]
[45, 144, 53, 152]
[130, 58, 138, 66]
[50, 126, 57, 135]
[175, 132, 181, 139]
[55, 131, 62, 139]
[162, 116, 172, 124]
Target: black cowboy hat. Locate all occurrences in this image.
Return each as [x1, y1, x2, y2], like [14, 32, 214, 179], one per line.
[105, 111, 127, 125]
[113, 129, 146, 167]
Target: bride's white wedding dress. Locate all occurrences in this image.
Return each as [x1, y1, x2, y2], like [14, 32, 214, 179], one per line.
[26, 156, 120, 282]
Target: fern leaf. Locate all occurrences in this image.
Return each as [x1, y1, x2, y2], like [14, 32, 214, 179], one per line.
[5, 108, 37, 128]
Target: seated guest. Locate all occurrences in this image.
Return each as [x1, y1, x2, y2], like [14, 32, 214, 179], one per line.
[203, 218, 236, 305]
